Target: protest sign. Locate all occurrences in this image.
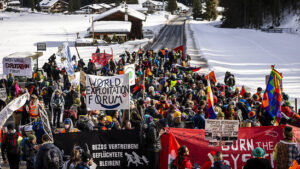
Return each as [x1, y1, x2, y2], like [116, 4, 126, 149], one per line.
[3, 57, 32, 77]
[0, 88, 7, 101]
[92, 52, 113, 69]
[124, 64, 136, 86]
[162, 126, 296, 169]
[57, 42, 74, 75]
[86, 74, 130, 110]
[205, 119, 239, 146]
[69, 72, 80, 90]
[0, 92, 29, 127]
[54, 130, 150, 169]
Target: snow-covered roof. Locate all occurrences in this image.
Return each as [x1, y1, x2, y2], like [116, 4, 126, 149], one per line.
[80, 4, 103, 10]
[127, 4, 148, 11]
[94, 5, 146, 21]
[143, 0, 164, 6]
[40, 0, 59, 7]
[8, 1, 20, 5]
[7, 51, 42, 59]
[89, 21, 132, 33]
[177, 2, 189, 10]
[99, 3, 111, 9]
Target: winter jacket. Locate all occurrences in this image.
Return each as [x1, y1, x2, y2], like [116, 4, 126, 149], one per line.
[1, 130, 21, 161]
[173, 156, 193, 169]
[145, 124, 161, 152]
[210, 161, 231, 169]
[65, 90, 78, 109]
[75, 162, 89, 169]
[35, 142, 63, 169]
[145, 106, 160, 118]
[51, 93, 65, 109]
[192, 114, 205, 129]
[22, 138, 37, 168]
[243, 158, 272, 169]
[273, 140, 300, 169]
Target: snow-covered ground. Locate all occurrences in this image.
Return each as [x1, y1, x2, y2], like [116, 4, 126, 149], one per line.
[186, 19, 300, 102]
[0, 11, 173, 73]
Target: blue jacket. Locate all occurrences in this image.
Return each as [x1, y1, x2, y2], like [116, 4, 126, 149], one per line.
[75, 162, 90, 169]
[192, 114, 205, 129]
[210, 161, 231, 169]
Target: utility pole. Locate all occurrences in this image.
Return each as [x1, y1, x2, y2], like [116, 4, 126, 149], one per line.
[92, 16, 95, 40]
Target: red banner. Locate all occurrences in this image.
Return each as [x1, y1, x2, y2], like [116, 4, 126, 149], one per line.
[92, 52, 113, 68]
[161, 125, 300, 169]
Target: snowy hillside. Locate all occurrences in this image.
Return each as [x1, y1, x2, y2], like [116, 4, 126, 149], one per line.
[0, 12, 172, 75]
[186, 19, 300, 99]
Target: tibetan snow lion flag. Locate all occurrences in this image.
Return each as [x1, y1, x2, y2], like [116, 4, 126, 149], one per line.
[86, 74, 130, 111]
[262, 65, 282, 125]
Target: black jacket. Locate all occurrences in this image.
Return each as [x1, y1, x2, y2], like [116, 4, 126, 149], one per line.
[35, 143, 63, 169]
[210, 161, 231, 169]
[145, 124, 162, 152]
[243, 158, 272, 169]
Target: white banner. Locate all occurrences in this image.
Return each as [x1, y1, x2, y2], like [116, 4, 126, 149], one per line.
[3, 57, 32, 77]
[86, 74, 130, 110]
[0, 92, 30, 127]
[70, 72, 80, 87]
[57, 42, 74, 75]
[0, 88, 7, 101]
[124, 64, 136, 86]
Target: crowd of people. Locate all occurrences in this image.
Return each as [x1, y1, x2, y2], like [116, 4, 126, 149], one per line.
[0, 46, 299, 169]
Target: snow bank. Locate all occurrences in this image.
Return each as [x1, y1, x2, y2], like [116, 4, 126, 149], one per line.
[186, 20, 300, 100]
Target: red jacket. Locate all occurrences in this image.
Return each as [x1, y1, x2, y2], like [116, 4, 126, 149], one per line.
[173, 156, 193, 169]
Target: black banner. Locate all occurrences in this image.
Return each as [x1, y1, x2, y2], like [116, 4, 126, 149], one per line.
[54, 130, 150, 169]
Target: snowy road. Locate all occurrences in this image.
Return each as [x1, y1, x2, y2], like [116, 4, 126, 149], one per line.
[150, 17, 186, 51]
[186, 19, 300, 102]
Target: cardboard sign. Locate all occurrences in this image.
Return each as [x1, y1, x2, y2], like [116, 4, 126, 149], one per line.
[86, 74, 130, 110]
[3, 57, 32, 77]
[205, 119, 239, 146]
[124, 64, 136, 86]
[0, 88, 7, 101]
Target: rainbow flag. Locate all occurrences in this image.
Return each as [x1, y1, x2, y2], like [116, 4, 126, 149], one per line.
[207, 82, 217, 119]
[261, 66, 282, 125]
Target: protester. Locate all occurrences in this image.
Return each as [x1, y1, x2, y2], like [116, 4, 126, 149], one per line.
[59, 118, 79, 133]
[35, 134, 63, 169]
[243, 147, 272, 169]
[51, 89, 65, 128]
[201, 151, 216, 169]
[3, 46, 299, 169]
[210, 152, 231, 169]
[22, 134, 38, 169]
[273, 126, 300, 169]
[172, 145, 193, 169]
[63, 149, 81, 169]
[75, 152, 93, 169]
[1, 123, 21, 169]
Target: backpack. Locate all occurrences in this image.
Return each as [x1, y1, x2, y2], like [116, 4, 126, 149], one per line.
[20, 137, 29, 161]
[45, 146, 61, 169]
[3, 132, 20, 154]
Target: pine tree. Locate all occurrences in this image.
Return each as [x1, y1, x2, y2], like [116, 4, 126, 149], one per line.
[69, 0, 75, 12]
[192, 0, 202, 19]
[31, 0, 35, 11]
[167, 0, 177, 14]
[204, 0, 218, 21]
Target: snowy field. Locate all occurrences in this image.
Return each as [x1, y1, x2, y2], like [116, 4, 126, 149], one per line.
[0, 11, 173, 73]
[186, 19, 300, 101]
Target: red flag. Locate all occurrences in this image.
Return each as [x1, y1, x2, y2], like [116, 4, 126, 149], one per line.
[192, 67, 201, 72]
[204, 71, 217, 83]
[160, 132, 180, 169]
[240, 85, 247, 97]
[173, 45, 183, 52]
